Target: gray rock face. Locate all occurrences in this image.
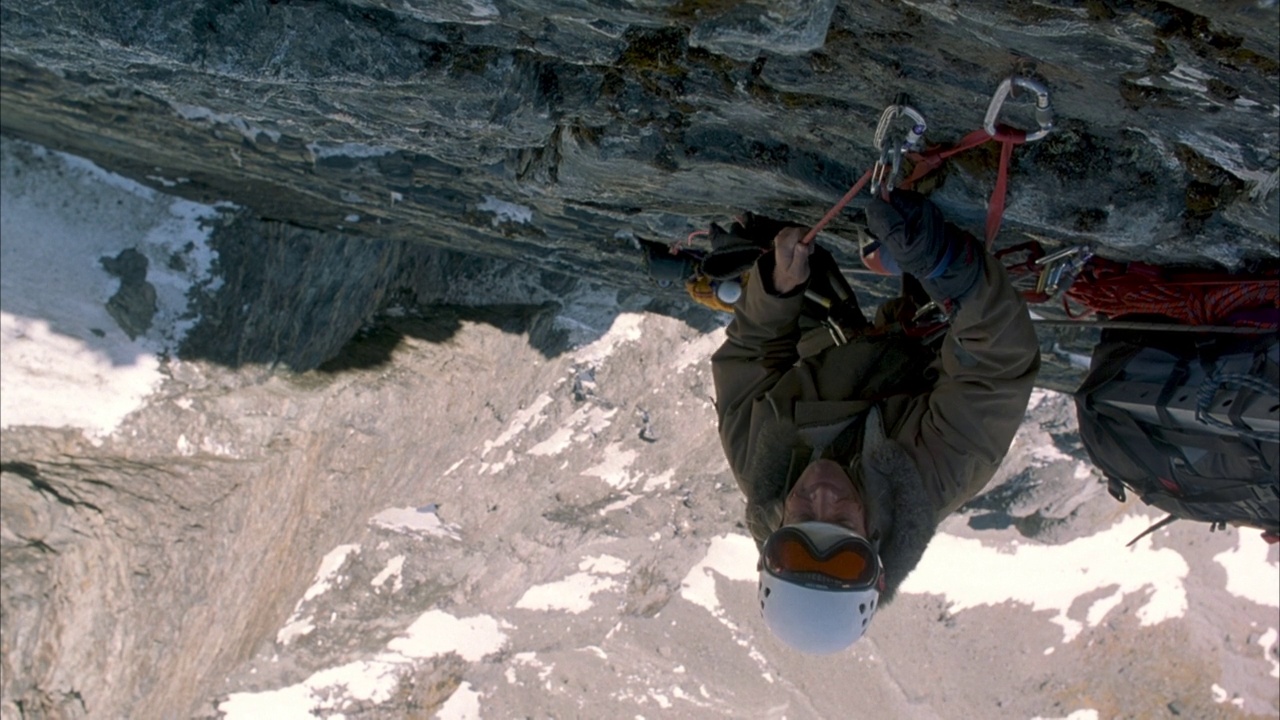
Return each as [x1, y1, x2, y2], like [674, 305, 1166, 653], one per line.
[1, 0, 1277, 285]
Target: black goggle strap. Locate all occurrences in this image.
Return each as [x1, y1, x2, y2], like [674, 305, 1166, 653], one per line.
[764, 562, 879, 592]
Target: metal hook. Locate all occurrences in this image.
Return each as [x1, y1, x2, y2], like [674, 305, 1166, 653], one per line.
[870, 102, 927, 195]
[983, 76, 1054, 142]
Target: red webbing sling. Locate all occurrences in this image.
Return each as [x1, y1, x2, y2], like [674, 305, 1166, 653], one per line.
[896, 125, 1029, 249]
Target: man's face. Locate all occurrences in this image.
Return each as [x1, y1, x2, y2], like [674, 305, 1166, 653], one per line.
[782, 459, 868, 536]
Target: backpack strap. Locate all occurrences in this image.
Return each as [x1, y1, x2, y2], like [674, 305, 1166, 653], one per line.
[1154, 352, 1192, 430]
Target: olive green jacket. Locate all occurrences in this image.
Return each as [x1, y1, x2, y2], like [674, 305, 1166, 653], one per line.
[712, 249, 1041, 552]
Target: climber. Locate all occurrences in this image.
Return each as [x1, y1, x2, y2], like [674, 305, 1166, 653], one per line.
[711, 190, 1040, 654]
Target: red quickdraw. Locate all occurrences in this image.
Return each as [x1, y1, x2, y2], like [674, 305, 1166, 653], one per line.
[897, 76, 1054, 249]
[801, 76, 1054, 274]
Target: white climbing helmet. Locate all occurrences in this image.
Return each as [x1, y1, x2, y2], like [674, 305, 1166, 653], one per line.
[758, 521, 883, 654]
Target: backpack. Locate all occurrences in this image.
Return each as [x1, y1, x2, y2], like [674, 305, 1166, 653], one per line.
[1073, 321, 1280, 542]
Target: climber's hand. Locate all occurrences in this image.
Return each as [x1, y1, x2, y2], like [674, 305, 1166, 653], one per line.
[772, 227, 812, 295]
[866, 190, 983, 306]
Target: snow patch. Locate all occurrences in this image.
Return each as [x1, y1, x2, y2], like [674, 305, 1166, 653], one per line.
[679, 534, 758, 617]
[671, 327, 727, 373]
[599, 493, 641, 515]
[385, 610, 507, 662]
[484, 394, 554, 455]
[276, 619, 315, 647]
[276, 544, 360, 645]
[581, 444, 639, 489]
[304, 545, 361, 603]
[370, 506, 462, 540]
[1211, 683, 1245, 708]
[642, 469, 675, 492]
[1, 136, 227, 439]
[220, 659, 403, 719]
[528, 404, 617, 457]
[477, 195, 533, 225]
[1259, 627, 1279, 679]
[371, 555, 405, 592]
[515, 555, 627, 614]
[581, 554, 628, 575]
[899, 514, 1190, 643]
[581, 645, 608, 660]
[571, 313, 645, 366]
[1213, 531, 1280, 608]
[1031, 711, 1099, 720]
[436, 681, 483, 720]
[230, 611, 505, 719]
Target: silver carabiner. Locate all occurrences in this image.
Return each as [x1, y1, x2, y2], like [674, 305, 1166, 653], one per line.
[870, 103, 927, 195]
[1033, 244, 1092, 296]
[983, 76, 1054, 142]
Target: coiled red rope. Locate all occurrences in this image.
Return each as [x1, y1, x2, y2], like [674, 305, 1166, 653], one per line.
[1062, 257, 1280, 327]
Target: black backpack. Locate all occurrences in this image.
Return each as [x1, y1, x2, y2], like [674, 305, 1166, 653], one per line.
[1074, 322, 1280, 542]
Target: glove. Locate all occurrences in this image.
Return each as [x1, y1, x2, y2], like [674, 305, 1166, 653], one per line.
[701, 212, 805, 281]
[865, 190, 983, 306]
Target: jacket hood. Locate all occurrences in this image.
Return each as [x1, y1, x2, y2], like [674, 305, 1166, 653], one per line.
[857, 407, 937, 604]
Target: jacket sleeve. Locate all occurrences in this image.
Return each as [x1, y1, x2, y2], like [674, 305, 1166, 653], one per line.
[892, 250, 1041, 517]
[711, 253, 806, 479]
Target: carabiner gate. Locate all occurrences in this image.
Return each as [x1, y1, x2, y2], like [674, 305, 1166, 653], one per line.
[983, 76, 1054, 142]
[870, 103, 927, 195]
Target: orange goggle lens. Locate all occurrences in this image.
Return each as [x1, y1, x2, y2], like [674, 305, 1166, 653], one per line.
[762, 528, 879, 589]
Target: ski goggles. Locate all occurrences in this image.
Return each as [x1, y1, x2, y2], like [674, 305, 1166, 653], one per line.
[761, 525, 881, 591]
